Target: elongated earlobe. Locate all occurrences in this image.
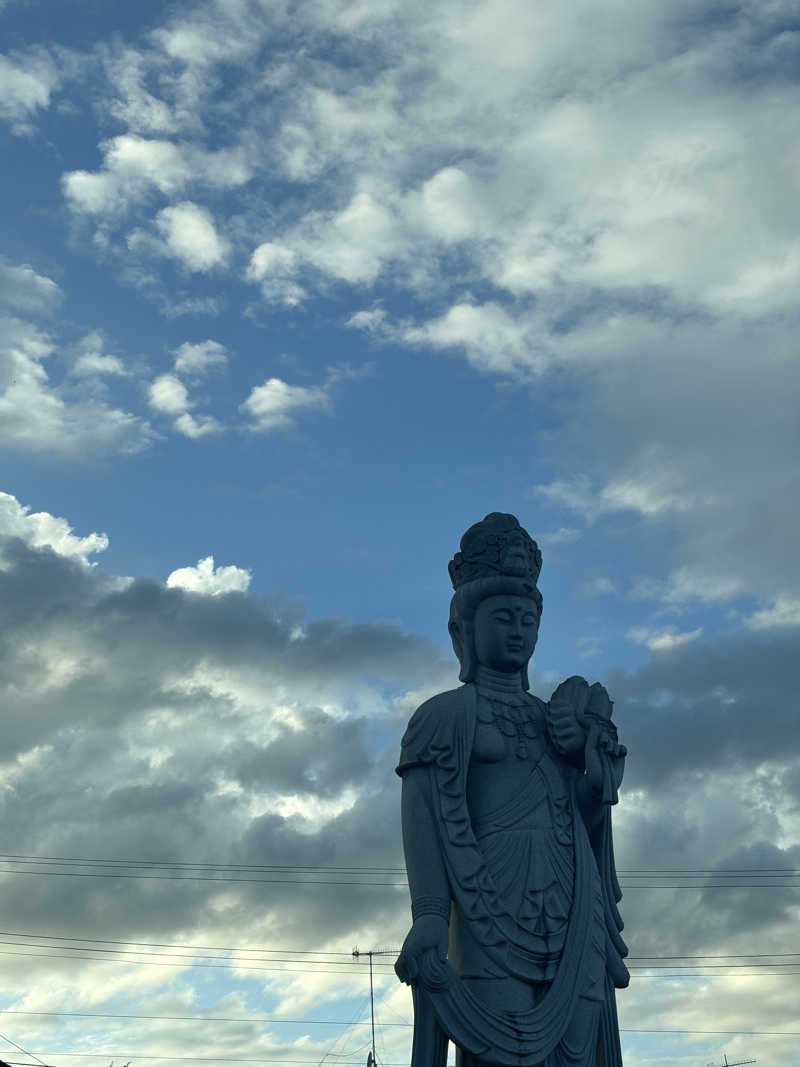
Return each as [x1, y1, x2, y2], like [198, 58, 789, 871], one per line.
[449, 617, 476, 683]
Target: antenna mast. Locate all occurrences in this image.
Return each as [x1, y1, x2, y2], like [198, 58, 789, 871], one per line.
[352, 946, 398, 1066]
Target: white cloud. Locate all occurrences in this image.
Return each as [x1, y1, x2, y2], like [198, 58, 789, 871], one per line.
[0, 49, 60, 132]
[0, 316, 151, 457]
[148, 373, 190, 415]
[294, 190, 402, 285]
[153, 0, 275, 68]
[406, 166, 483, 243]
[599, 476, 696, 517]
[535, 527, 581, 548]
[63, 136, 250, 217]
[626, 625, 703, 653]
[240, 377, 330, 432]
[173, 339, 228, 376]
[745, 597, 800, 631]
[665, 566, 747, 606]
[0, 261, 62, 315]
[346, 307, 387, 334]
[64, 136, 191, 215]
[245, 243, 304, 307]
[536, 459, 700, 524]
[173, 411, 223, 438]
[148, 370, 223, 439]
[156, 201, 228, 272]
[405, 302, 548, 376]
[166, 555, 251, 595]
[71, 331, 129, 377]
[104, 47, 178, 135]
[0, 491, 107, 565]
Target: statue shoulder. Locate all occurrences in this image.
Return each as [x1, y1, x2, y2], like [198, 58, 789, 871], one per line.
[415, 683, 473, 718]
[396, 685, 475, 776]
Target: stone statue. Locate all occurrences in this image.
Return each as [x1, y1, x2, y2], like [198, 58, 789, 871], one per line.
[395, 513, 628, 1067]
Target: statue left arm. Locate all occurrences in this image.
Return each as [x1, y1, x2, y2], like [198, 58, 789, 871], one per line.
[549, 677, 626, 829]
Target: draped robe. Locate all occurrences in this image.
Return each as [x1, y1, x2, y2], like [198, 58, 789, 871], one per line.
[397, 683, 628, 1067]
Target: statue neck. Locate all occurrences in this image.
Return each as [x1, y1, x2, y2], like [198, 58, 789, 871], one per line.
[474, 664, 524, 694]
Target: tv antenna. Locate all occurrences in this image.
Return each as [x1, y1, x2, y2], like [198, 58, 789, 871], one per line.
[352, 946, 398, 1067]
[707, 1056, 756, 1067]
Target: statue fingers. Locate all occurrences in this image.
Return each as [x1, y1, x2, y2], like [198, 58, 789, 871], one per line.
[395, 949, 416, 985]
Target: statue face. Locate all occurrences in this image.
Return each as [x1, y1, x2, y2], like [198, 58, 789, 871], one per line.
[473, 594, 539, 674]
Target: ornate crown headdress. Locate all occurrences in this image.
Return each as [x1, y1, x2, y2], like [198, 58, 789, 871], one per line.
[448, 513, 542, 592]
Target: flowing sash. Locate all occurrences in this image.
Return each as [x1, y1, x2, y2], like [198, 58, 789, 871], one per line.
[414, 766, 596, 1065]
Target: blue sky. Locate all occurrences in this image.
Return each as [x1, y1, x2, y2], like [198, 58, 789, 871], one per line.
[1, 1, 800, 1065]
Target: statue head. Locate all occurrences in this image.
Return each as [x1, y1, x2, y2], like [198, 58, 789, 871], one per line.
[448, 513, 543, 688]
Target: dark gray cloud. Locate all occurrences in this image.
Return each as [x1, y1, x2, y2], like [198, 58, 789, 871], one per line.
[227, 708, 373, 798]
[611, 626, 800, 790]
[0, 529, 443, 971]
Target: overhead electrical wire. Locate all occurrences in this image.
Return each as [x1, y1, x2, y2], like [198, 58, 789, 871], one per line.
[2, 929, 800, 964]
[0, 1031, 48, 1067]
[0, 852, 798, 887]
[1, 852, 799, 874]
[3, 1012, 800, 1037]
[1, 930, 799, 976]
[0, 946, 799, 978]
[0, 863, 797, 889]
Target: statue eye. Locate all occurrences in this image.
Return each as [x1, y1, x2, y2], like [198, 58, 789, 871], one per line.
[522, 614, 537, 626]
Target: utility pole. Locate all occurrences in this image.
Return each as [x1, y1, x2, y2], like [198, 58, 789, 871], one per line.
[352, 946, 398, 1067]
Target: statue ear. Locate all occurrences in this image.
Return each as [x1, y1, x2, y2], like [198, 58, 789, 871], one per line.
[449, 617, 475, 683]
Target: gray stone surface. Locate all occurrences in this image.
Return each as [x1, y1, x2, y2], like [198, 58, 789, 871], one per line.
[395, 513, 628, 1067]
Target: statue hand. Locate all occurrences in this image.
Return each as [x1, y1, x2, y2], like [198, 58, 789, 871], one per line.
[395, 915, 448, 985]
[548, 698, 587, 756]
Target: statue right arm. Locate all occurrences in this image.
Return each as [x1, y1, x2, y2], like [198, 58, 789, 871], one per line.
[402, 766, 450, 903]
[395, 766, 451, 984]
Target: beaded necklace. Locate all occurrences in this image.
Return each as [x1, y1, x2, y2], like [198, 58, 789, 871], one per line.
[475, 666, 540, 760]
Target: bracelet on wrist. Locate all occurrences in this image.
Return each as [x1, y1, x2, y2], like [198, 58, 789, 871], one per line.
[412, 896, 451, 922]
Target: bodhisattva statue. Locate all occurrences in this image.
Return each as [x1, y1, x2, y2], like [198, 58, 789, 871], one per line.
[395, 513, 629, 1067]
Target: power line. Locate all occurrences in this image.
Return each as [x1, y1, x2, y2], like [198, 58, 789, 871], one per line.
[1, 852, 799, 873]
[3, 941, 799, 972]
[0, 869, 408, 887]
[0, 854, 403, 872]
[0, 853, 798, 882]
[2, 929, 800, 966]
[0, 1055, 405, 1065]
[3, 934, 800, 975]
[0, 1030, 48, 1067]
[0, 931, 354, 956]
[3, 1011, 800, 1037]
[0, 1012, 404, 1027]
[0, 949, 373, 975]
[2, 947, 800, 978]
[0, 867, 797, 889]
[0, 938, 375, 966]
